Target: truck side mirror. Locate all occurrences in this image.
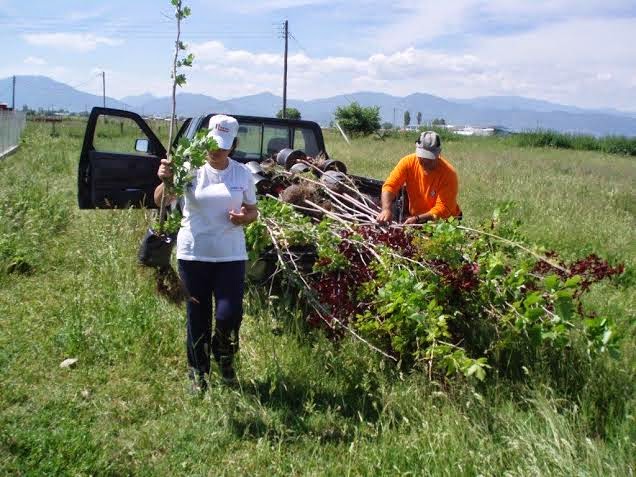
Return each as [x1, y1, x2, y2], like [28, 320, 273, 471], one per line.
[135, 138, 149, 153]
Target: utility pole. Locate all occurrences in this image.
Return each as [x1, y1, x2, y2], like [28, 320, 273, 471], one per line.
[393, 108, 396, 128]
[102, 71, 106, 108]
[11, 76, 16, 110]
[282, 20, 288, 118]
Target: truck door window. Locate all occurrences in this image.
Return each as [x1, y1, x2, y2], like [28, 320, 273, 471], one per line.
[293, 128, 306, 151]
[93, 116, 155, 154]
[234, 123, 263, 160]
[294, 127, 320, 156]
[263, 126, 290, 157]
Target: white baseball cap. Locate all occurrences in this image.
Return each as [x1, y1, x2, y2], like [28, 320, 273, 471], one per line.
[207, 114, 239, 150]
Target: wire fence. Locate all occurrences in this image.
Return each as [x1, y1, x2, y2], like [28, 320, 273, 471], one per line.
[0, 111, 26, 158]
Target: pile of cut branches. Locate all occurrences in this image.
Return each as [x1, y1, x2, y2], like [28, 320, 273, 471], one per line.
[246, 170, 624, 381]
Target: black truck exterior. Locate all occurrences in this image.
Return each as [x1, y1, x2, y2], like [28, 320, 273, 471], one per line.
[78, 107, 396, 211]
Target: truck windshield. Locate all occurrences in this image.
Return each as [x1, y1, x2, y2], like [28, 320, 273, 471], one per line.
[201, 117, 321, 161]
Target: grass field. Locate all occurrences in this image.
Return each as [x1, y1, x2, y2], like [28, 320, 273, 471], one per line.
[0, 119, 634, 476]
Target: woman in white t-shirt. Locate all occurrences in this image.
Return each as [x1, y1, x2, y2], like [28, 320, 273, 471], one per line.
[155, 115, 258, 391]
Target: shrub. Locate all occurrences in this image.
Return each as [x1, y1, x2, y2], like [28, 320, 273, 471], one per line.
[511, 129, 636, 156]
[334, 102, 381, 136]
[276, 108, 301, 120]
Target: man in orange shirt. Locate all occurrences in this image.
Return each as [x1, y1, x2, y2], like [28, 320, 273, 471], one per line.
[376, 131, 461, 224]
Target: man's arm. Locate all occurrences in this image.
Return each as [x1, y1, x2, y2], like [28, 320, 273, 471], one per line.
[376, 157, 409, 223]
[376, 190, 396, 223]
[403, 211, 436, 225]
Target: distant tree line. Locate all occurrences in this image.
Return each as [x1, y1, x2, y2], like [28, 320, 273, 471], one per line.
[332, 104, 450, 135]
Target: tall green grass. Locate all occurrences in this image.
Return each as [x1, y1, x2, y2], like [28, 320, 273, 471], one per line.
[371, 126, 636, 156]
[0, 120, 634, 475]
[509, 129, 636, 156]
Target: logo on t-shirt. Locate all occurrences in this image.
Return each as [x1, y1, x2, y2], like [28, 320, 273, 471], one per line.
[430, 189, 437, 197]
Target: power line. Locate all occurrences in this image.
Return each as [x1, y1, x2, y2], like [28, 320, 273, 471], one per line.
[0, 14, 282, 42]
[1, 23, 277, 37]
[7, 77, 102, 101]
[289, 34, 311, 58]
[68, 73, 101, 90]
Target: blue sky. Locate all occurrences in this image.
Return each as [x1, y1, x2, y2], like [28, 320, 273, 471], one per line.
[1, 0, 635, 110]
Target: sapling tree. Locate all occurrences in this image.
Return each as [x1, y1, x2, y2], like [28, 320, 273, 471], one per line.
[146, 0, 218, 302]
[157, 0, 217, 234]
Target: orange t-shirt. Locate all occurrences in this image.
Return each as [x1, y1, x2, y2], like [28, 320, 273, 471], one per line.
[382, 153, 461, 219]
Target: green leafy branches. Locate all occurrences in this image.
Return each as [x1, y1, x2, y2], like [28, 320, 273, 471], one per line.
[246, 202, 624, 382]
[334, 102, 381, 136]
[156, 0, 201, 235]
[169, 1, 194, 88]
[171, 0, 191, 19]
[169, 130, 217, 196]
[155, 130, 218, 234]
[244, 198, 316, 260]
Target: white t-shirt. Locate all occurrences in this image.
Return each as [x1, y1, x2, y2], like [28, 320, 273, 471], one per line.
[176, 159, 257, 262]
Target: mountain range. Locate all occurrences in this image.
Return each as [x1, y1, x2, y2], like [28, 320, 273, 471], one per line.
[2, 75, 636, 136]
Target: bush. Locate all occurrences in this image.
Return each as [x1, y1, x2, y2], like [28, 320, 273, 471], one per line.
[334, 102, 381, 136]
[276, 107, 301, 120]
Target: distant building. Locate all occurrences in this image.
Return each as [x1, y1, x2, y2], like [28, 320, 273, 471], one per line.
[449, 125, 496, 137]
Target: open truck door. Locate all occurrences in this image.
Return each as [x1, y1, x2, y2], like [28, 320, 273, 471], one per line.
[77, 107, 188, 209]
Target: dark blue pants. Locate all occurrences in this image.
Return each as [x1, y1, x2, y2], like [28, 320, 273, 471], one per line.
[178, 259, 246, 375]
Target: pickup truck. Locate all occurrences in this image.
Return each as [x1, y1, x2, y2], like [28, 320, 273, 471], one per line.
[78, 107, 403, 210]
[78, 107, 407, 280]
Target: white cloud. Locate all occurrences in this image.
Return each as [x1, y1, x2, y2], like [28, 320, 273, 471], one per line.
[23, 56, 47, 66]
[186, 21, 636, 110]
[364, 0, 636, 52]
[11, 1, 634, 110]
[371, 0, 476, 50]
[189, 40, 495, 99]
[67, 7, 110, 22]
[225, 0, 334, 14]
[366, 48, 485, 80]
[22, 33, 124, 52]
[468, 17, 636, 107]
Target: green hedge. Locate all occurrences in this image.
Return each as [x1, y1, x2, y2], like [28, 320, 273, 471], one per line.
[510, 130, 636, 156]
